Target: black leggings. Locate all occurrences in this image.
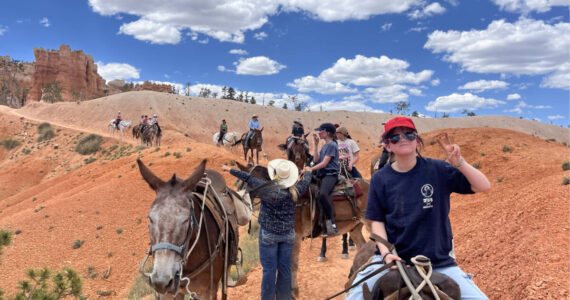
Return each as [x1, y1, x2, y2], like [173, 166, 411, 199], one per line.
[319, 175, 338, 223]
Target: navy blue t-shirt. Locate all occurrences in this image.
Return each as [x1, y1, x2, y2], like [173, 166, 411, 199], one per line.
[317, 141, 339, 177]
[366, 157, 474, 268]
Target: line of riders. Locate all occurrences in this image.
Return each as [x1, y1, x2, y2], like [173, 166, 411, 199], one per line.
[219, 115, 491, 300]
[113, 111, 162, 134]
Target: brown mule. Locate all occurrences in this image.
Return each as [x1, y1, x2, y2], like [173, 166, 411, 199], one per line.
[234, 162, 369, 299]
[137, 159, 242, 300]
[240, 128, 263, 164]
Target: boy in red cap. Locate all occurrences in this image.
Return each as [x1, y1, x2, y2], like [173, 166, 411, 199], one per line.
[347, 116, 492, 299]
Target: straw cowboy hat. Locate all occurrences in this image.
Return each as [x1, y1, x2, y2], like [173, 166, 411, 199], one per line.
[252, 114, 258, 118]
[267, 159, 299, 188]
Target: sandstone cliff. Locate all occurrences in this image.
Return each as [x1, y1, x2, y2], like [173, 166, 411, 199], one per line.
[30, 45, 105, 102]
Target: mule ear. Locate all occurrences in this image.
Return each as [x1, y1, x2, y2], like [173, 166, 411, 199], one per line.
[260, 127, 264, 132]
[137, 159, 164, 190]
[234, 161, 250, 172]
[182, 159, 207, 192]
[304, 133, 310, 139]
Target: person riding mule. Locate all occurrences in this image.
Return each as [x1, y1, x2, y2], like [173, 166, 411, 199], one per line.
[115, 111, 122, 129]
[218, 120, 228, 146]
[286, 120, 312, 163]
[345, 116, 492, 300]
[336, 126, 362, 179]
[137, 159, 247, 300]
[222, 159, 312, 300]
[244, 114, 262, 149]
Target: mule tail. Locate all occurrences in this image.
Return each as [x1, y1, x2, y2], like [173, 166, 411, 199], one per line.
[232, 138, 243, 146]
[277, 143, 287, 151]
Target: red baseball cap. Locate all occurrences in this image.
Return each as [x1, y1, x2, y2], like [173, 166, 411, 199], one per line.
[382, 116, 417, 139]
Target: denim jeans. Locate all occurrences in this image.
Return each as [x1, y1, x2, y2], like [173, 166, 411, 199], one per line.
[259, 228, 295, 300]
[350, 167, 362, 179]
[345, 255, 488, 300]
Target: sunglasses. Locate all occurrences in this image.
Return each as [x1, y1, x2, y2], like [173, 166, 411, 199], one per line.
[386, 131, 417, 144]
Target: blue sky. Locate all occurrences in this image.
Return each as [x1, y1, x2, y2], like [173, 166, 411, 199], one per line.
[1, 0, 568, 125]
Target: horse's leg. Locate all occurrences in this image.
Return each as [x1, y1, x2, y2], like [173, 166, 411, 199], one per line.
[341, 233, 349, 259]
[256, 149, 259, 165]
[348, 235, 356, 251]
[349, 223, 366, 249]
[318, 238, 327, 262]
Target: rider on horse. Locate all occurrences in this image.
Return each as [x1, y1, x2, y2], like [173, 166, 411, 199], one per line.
[115, 111, 122, 129]
[244, 114, 261, 149]
[336, 126, 362, 179]
[218, 119, 228, 146]
[287, 120, 312, 163]
[151, 113, 161, 135]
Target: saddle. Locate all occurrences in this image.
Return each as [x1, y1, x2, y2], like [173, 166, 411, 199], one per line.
[203, 170, 252, 226]
[331, 175, 363, 201]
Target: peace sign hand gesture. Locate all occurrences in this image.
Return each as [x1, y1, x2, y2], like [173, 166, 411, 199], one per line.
[435, 133, 462, 167]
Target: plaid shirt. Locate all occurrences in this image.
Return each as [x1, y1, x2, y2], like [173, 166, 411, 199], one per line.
[230, 169, 312, 235]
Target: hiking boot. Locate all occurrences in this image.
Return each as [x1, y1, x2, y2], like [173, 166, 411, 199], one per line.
[325, 220, 340, 237]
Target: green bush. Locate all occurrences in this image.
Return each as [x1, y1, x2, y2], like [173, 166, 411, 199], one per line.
[173, 152, 181, 158]
[1, 138, 20, 150]
[472, 162, 481, 169]
[75, 134, 103, 155]
[128, 267, 155, 300]
[562, 162, 570, 171]
[497, 177, 503, 182]
[0, 229, 12, 261]
[502, 145, 512, 153]
[83, 157, 96, 165]
[72, 239, 84, 249]
[1, 267, 83, 299]
[563, 177, 570, 185]
[37, 122, 55, 142]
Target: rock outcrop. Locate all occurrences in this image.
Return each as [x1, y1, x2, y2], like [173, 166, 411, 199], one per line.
[0, 56, 35, 107]
[30, 45, 105, 102]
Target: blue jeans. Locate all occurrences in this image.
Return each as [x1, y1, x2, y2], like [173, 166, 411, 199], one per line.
[259, 228, 295, 300]
[349, 167, 362, 179]
[346, 255, 488, 300]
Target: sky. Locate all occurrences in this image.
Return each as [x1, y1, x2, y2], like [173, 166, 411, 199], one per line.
[0, 0, 569, 126]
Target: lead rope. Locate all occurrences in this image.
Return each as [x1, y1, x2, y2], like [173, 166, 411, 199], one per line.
[410, 255, 440, 300]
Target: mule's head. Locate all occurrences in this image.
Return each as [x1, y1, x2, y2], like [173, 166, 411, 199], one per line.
[233, 161, 270, 191]
[137, 159, 207, 295]
[290, 141, 307, 171]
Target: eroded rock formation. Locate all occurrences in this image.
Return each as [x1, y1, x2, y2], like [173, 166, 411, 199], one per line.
[30, 45, 105, 102]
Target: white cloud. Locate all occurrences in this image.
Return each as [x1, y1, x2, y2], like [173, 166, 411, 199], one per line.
[425, 93, 506, 112]
[540, 62, 570, 90]
[119, 19, 181, 44]
[381, 23, 392, 31]
[319, 55, 433, 87]
[96, 61, 140, 81]
[253, 32, 268, 40]
[409, 26, 428, 32]
[547, 115, 564, 120]
[408, 2, 446, 19]
[287, 76, 357, 94]
[229, 49, 248, 55]
[425, 18, 570, 78]
[431, 78, 440, 86]
[88, 0, 423, 44]
[408, 87, 423, 96]
[491, 0, 569, 14]
[0, 26, 7, 36]
[40, 17, 50, 28]
[507, 93, 521, 100]
[458, 80, 508, 92]
[218, 65, 229, 72]
[307, 100, 384, 113]
[364, 85, 410, 103]
[235, 56, 286, 75]
[516, 100, 551, 109]
[505, 107, 523, 114]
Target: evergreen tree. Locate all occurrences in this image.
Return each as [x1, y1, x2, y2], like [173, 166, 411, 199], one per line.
[282, 103, 288, 109]
[227, 87, 236, 100]
[237, 91, 244, 102]
[221, 86, 228, 99]
[42, 81, 63, 103]
[268, 100, 275, 107]
[250, 96, 256, 104]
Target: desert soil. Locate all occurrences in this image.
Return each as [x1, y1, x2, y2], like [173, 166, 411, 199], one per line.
[0, 91, 568, 300]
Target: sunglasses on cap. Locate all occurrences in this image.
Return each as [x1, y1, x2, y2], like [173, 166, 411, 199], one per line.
[386, 131, 417, 144]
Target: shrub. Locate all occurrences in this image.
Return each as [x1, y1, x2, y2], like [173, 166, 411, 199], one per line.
[37, 122, 55, 142]
[164, 152, 170, 157]
[472, 162, 481, 169]
[497, 177, 503, 182]
[502, 145, 512, 153]
[96, 225, 103, 230]
[481, 152, 486, 156]
[0, 267, 83, 299]
[173, 152, 181, 158]
[562, 162, 570, 171]
[186, 147, 191, 152]
[72, 239, 84, 249]
[97, 290, 113, 296]
[0, 229, 12, 260]
[116, 228, 123, 234]
[429, 139, 435, 146]
[563, 177, 570, 185]
[1, 138, 20, 150]
[22, 147, 31, 155]
[15, 229, 22, 235]
[84, 157, 96, 165]
[76, 134, 103, 155]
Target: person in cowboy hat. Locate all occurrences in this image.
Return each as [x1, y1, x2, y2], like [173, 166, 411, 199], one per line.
[222, 159, 312, 300]
[244, 114, 261, 149]
[336, 126, 362, 179]
[347, 116, 491, 299]
[306, 122, 340, 237]
[287, 120, 312, 162]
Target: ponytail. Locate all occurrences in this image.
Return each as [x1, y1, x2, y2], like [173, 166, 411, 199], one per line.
[288, 186, 299, 203]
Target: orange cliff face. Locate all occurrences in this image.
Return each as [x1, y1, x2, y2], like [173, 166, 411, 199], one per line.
[29, 45, 106, 103]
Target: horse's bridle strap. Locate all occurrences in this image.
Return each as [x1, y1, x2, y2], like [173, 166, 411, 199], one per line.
[151, 242, 185, 254]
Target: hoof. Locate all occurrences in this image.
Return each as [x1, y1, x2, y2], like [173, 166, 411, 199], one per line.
[341, 253, 349, 259]
[317, 256, 327, 262]
[349, 245, 356, 251]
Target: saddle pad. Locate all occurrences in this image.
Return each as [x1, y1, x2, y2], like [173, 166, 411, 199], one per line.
[333, 180, 363, 201]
